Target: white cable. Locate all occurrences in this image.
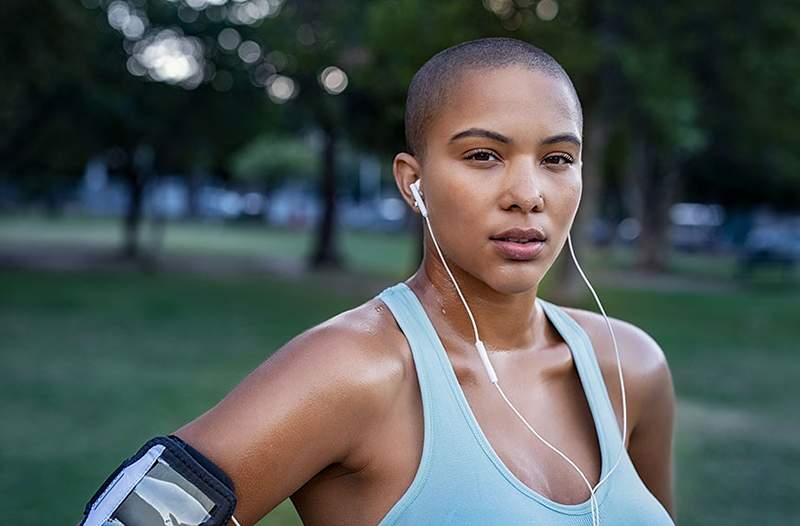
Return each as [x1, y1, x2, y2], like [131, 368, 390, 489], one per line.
[566, 233, 630, 464]
[418, 195, 627, 526]
[231, 515, 242, 526]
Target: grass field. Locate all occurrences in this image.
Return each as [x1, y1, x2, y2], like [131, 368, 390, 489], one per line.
[1, 215, 798, 525]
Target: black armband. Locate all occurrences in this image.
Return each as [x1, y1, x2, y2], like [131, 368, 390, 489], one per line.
[78, 435, 238, 526]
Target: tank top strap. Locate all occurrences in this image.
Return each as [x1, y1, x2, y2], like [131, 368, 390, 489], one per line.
[376, 283, 459, 433]
[377, 282, 442, 390]
[376, 282, 487, 440]
[537, 298, 624, 450]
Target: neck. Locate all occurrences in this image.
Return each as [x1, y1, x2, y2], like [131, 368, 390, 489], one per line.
[406, 250, 549, 355]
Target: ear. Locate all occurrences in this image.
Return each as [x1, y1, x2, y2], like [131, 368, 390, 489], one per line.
[392, 152, 423, 214]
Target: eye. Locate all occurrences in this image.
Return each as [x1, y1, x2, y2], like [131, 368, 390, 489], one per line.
[464, 149, 501, 163]
[542, 153, 574, 166]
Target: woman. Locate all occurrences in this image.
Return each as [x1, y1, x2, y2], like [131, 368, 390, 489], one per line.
[175, 37, 676, 525]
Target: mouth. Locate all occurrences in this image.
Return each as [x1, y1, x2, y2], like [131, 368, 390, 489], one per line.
[489, 227, 547, 261]
[490, 238, 546, 261]
[489, 227, 547, 243]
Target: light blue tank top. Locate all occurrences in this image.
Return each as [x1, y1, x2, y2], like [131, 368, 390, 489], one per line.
[375, 282, 675, 526]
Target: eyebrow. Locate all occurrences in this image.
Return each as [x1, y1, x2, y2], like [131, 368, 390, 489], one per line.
[540, 133, 582, 148]
[448, 127, 582, 148]
[449, 128, 512, 144]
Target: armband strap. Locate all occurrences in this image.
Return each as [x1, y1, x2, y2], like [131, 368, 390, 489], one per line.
[78, 435, 237, 526]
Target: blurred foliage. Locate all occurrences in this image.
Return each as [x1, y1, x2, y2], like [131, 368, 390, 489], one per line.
[1, 0, 798, 204]
[0, 0, 798, 263]
[230, 133, 320, 188]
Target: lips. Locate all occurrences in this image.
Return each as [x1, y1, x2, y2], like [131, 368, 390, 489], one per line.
[489, 227, 547, 243]
[491, 239, 546, 260]
[489, 227, 547, 261]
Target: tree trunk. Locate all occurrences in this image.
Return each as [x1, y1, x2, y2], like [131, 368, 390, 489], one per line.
[310, 127, 342, 269]
[121, 144, 154, 260]
[186, 164, 204, 219]
[621, 134, 646, 232]
[122, 162, 144, 259]
[638, 150, 681, 271]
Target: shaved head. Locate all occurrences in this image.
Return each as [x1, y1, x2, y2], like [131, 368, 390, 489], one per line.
[404, 37, 582, 160]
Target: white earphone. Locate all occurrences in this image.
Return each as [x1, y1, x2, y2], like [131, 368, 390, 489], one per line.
[409, 178, 628, 526]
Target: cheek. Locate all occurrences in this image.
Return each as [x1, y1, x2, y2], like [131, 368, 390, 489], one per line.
[425, 159, 482, 219]
[550, 177, 582, 218]
[422, 163, 489, 256]
[440, 186, 487, 242]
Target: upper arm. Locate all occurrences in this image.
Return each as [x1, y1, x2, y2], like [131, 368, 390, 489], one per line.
[624, 326, 676, 519]
[172, 321, 401, 526]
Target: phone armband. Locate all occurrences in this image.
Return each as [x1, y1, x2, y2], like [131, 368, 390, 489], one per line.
[78, 435, 237, 526]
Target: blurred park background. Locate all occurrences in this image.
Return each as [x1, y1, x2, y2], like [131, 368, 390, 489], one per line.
[1, 0, 799, 524]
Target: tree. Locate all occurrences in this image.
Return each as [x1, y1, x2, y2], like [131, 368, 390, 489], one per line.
[0, 1, 277, 257]
[0, 2, 101, 211]
[230, 133, 320, 191]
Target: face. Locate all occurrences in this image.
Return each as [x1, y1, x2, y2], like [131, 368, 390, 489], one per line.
[395, 65, 583, 295]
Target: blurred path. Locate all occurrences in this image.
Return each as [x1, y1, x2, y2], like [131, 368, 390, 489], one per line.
[0, 240, 302, 276]
[678, 398, 799, 448]
[0, 240, 741, 295]
[0, 241, 393, 297]
[591, 267, 737, 293]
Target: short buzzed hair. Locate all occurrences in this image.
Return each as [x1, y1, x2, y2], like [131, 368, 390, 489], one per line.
[404, 37, 582, 160]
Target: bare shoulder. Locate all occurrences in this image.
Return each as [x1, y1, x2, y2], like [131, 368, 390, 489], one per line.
[558, 305, 676, 516]
[559, 305, 674, 433]
[560, 306, 669, 378]
[251, 294, 413, 447]
[172, 295, 410, 524]
[285, 295, 410, 399]
[309, 295, 413, 415]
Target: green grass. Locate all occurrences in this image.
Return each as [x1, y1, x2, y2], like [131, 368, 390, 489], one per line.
[0, 269, 356, 526]
[1, 214, 799, 525]
[590, 286, 800, 418]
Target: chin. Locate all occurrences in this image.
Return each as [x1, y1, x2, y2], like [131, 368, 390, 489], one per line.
[484, 267, 544, 295]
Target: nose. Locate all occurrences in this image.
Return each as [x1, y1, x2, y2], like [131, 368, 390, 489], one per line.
[499, 157, 544, 213]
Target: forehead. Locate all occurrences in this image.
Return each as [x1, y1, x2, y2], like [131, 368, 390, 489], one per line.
[429, 66, 581, 146]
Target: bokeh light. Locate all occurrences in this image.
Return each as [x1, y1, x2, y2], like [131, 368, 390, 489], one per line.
[217, 27, 241, 51]
[536, 0, 559, 21]
[238, 40, 262, 63]
[164, 0, 284, 25]
[129, 28, 206, 89]
[185, 0, 227, 9]
[266, 74, 296, 103]
[319, 66, 348, 95]
[251, 62, 278, 87]
[482, 0, 514, 18]
[227, 0, 284, 25]
[177, 5, 199, 22]
[107, 1, 149, 40]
